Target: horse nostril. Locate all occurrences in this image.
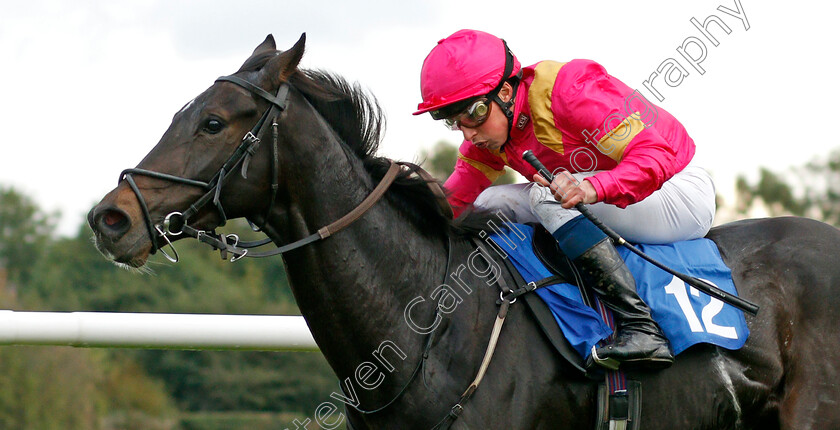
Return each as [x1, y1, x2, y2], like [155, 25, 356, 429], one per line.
[93, 207, 131, 240]
[103, 211, 124, 227]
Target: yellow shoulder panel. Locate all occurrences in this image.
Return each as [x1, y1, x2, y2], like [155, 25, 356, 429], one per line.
[597, 112, 646, 162]
[528, 61, 567, 154]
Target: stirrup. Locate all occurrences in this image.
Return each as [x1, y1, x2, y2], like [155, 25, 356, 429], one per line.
[587, 346, 620, 370]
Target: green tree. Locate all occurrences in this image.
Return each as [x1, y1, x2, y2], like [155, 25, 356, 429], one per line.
[802, 149, 840, 226]
[1, 185, 342, 426]
[0, 187, 180, 429]
[24, 221, 295, 315]
[736, 148, 840, 226]
[735, 168, 807, 216]
[0, 186, 57, 287]
[23, 218, 339, 421]
[0, 184, 339, 426]
[0, 346, 105, 430]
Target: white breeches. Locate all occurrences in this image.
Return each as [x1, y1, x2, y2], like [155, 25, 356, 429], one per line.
[473, 166, 716, 244]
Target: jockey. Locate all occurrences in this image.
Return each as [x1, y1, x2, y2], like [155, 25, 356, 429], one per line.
[414, 29, 716, 370]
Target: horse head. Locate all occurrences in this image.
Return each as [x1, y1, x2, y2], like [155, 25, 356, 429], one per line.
[88, 34, 306, 267]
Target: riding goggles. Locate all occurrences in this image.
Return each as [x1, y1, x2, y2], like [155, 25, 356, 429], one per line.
[440, 98, 492, 130]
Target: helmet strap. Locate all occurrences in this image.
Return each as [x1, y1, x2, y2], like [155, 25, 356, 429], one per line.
[488, 76, 519, 119]
[486, 40, 520, 136]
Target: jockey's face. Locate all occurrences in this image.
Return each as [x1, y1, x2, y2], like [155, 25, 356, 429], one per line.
[459, 82, 513, 151]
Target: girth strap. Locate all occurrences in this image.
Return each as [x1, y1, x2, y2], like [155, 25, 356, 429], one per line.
[496, 275, 564, 305]
[433, 239, 518, 429]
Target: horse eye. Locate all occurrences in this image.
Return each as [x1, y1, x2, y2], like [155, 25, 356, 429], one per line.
[202, 118, 225, 134]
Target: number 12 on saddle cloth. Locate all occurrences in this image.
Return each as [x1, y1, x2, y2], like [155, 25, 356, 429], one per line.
[488, 223, 749, 359]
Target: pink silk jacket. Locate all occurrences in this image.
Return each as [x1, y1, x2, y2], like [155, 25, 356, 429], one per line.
[444, 59, 696, 218]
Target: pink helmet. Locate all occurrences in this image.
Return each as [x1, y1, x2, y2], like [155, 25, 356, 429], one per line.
[414, 29, 521, 117]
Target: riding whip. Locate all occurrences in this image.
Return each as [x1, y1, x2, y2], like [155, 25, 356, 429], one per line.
[522, 150, 759, 316]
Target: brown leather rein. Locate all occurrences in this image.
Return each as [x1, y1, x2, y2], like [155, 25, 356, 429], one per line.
[180, 160, 405, 262]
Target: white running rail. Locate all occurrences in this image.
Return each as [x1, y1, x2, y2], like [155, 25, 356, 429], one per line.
[0, 310, 318, 351]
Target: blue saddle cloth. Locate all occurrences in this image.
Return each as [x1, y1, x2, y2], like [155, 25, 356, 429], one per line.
[489, 223, 749, 359]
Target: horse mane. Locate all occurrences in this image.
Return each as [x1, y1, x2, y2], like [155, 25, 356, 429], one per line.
[295, 69, 489, 237]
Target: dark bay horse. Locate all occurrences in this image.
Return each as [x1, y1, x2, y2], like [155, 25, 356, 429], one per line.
[88, 34, 840, 429]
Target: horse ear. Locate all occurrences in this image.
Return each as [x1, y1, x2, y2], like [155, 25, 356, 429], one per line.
[252, 34, 277, 56]
[261, 33, 306, 87]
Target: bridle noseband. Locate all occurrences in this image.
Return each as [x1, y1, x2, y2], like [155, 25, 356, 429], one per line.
[118, 74, 402, 263]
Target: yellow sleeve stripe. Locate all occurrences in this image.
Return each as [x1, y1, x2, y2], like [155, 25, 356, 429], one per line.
[457, 153, 505, 183]
[597, 112, 646, 162]
[528, 61, 567, 154]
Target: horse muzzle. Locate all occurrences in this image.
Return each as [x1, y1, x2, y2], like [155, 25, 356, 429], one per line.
[88, 188, 156, 267]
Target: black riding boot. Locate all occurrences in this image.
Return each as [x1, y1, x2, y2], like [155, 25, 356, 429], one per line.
[575, 238, 674, 370]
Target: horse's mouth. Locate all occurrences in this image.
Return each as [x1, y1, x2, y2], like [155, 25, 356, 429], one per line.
[90, 231, 152, 269]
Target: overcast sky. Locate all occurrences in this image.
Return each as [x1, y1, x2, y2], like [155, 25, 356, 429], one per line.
[1, 0, 838, 235]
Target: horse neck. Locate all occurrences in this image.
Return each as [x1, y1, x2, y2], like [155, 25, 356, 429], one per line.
[265, 103, 449, 379]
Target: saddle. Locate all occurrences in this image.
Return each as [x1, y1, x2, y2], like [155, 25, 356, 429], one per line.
[510, 224, 643, 430]
[513, 224, 597, 377]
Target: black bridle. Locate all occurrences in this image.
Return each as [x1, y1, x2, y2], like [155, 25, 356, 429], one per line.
[118, 74, 405, 264]
[119, 75, 288, 262]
